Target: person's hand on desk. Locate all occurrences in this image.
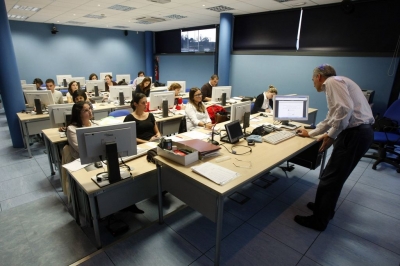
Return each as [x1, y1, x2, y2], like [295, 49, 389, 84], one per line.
[296, 128, 310, 137]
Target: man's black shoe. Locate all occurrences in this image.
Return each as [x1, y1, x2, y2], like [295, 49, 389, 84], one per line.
[306, 202, 335, 219]
[294, 215, 326, 231]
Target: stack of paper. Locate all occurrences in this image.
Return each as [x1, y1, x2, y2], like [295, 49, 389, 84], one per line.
[191, 162, 240, 185]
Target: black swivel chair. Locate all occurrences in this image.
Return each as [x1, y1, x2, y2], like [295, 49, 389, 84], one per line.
[364, 99, 400, 173]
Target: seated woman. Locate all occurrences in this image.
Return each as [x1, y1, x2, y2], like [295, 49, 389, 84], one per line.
[89, 73, 98, 80]
[67, 101, 98, 159]
[104, 74, 117, 92]
[251, 85, 278, 114]
[66, 81, 79, 103]
[168, 83, 182, 97]
[135, 77, 151, 97]
[124, 93, 161, 143]
[59, 90, 93, 132]
[185, 87, 213, 131]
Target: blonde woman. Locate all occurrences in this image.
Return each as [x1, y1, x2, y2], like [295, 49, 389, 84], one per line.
[185, 87, 212, 131]
[251, 85, 278, 114]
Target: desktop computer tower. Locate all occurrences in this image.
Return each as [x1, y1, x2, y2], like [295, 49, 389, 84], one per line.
[362, 90, 375, 104]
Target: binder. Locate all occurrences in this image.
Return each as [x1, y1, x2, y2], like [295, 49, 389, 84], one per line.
[176, 139, 221, 156]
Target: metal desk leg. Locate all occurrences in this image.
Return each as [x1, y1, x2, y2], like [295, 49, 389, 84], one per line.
[23, 122, 33, 157]
[55, 143, 64, 178]
[214, 195, 224, 266]
[43, 136, 56, 175]
[88, 195, 102, 249]
[68, 173, 80, 225]
[157, 164, 164, 224]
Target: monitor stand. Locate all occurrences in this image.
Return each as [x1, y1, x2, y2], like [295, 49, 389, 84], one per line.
[280, 120, 297, 130]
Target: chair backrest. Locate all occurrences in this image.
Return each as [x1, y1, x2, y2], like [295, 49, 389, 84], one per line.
[108, 109, 131, 117]
[384, 99, 400, 125]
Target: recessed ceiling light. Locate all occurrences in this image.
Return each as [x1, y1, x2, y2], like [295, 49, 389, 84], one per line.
[13, 5, 41, 12]
[292, 2, 306, 6]
[73, 14, 76, 16]
[98, 4, 100, 6]
[57, 20, 59, 22]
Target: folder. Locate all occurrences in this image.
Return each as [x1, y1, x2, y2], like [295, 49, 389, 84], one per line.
[175, 139, 221, 156]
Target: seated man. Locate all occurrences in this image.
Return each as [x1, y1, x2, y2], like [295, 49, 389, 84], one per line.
[201, 74, 219, 102]
[46, 78, 64, 104]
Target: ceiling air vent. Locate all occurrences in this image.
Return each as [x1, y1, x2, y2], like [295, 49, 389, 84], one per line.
[135, 16, 166, 24]
[147, 0, 171, 3]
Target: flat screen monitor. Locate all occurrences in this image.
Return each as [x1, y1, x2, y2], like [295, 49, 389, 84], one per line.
[48, 104, 73, 127]
[109, 86, 132, 102]
[230, 101, 251, 123]
[76, 122, 137, 184]
[224, 120, 244, 144]
[273, 95, 309, 126]
[68, 77, 86, 88]
[149, 91, 175, 110]
[100, 72, 112, 81]
[211, 86, 232, 102]
[116, 74, 131, 84]
[136, 76, 152, 85]
[21, 80, 26, 84]
[24, 90, 55, 108]
[166, 81, 186, 93]
[86, 80, 106, 93]
[56, 75, 72, 86]
[22, 84, 36, 91]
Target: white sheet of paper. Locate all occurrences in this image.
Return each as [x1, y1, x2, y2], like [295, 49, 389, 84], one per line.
[62, 159, 89, 172]
[181, 131, 210, 140]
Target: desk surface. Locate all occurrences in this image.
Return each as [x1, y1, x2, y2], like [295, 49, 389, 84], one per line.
[155, 121, 316, 195]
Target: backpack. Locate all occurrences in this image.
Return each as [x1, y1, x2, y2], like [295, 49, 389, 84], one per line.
[373, 117, 398, 132]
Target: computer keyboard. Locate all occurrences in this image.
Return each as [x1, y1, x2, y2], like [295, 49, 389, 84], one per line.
[119, 148, 149, 163]
[262, 131, 296, 145]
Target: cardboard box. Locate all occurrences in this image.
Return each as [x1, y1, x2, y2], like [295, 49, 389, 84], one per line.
[157, 142, 199, 166]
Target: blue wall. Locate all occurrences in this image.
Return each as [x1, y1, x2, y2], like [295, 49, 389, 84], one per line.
[230, 55, 398, 123]
[9, 21, 145, 83]
[158, 54, 214, 90]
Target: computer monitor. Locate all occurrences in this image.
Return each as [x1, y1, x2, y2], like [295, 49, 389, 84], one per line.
[149, 91, 175, 110]
[24, 90, 55, 108]
[230, 101, 251, 123]
[56, 75, 72, 86]
[166, 81, 186, 93]
[211, 86, 232, 103]
[22, 84, 36, 91]
[86, 80, 106, 93]
[273, 95, 309, 126]
[21, 80, 26, 84]
[48, 104, 73, 127]
[136, 76, 152, 85]
[222, 120, 244, 144]
[100, 72, 112, 81]
[76, 122, 137, 184]
[68, 77, 86, 88]
[109, 86, 132, 103]
[116, 74, 131, 84]
[150, 86, 168, 94]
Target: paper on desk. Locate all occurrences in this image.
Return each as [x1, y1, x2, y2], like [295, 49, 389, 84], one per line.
[165, 135, 185, 142]
[191, 162, 240, 185]
[144, 142, 158, 148]
[62, 159, 89, 172]
[181, 131, 210, 140]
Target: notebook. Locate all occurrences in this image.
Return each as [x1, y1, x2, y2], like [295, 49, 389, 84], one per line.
[191, 162, 240, 185]
[176, 139, 221, 156]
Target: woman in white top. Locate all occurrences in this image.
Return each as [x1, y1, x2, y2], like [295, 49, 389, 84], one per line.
[67, 101, 97, 159]
[66, 81, 79, 103]
[185, 87, 213, 131]
[251, 85, 278, 114]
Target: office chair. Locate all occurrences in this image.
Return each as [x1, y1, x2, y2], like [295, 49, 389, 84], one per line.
[108, 109, 131, 118]
[364, 99, 400, 173]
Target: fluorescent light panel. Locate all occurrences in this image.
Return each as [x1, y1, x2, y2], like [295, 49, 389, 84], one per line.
[108, 5, 136, 11]
[13, 5, 41, 12]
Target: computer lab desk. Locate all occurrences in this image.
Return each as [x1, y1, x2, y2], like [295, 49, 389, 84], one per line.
[67, 147, 157, 249]
[154, 118, 321, 266]
[17, 103, 131, 157]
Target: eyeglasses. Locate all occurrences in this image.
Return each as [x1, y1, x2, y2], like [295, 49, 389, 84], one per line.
[194, 94, 202, 97]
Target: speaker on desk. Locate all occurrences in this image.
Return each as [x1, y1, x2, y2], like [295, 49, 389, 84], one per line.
[221, 92, 227, 106]
[34, 99, 43, 114]
[119, 92, 124, 106]
[77, 82, 80, 89]
[94, 86, 99, 97]
[162, 100, 168, 118]
[62, 79, 67, 87]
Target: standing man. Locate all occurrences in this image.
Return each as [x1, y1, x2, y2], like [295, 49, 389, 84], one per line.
[46, 79, 64, 104]
[294, 64, 374, 231]
[201, 74, 219, 102]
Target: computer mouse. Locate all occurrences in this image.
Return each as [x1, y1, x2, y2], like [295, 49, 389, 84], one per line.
[247, 139, 255, 146]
